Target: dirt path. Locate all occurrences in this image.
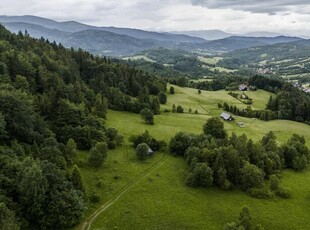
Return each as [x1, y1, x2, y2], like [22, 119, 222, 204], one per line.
[81, 156, 167, 230]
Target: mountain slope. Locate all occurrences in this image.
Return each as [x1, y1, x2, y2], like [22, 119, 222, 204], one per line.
[0, 15, 205, 43]
[1, 22, 69, 40]
[205, 36, 303, 51]
[64, 30, 161, 56]
[175, 36, 303, 53]
[171, 30, 232, 40]
[224, 39, 310, 63]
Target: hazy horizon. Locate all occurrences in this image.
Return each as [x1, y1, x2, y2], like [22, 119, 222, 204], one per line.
[1, 0, 310, 36]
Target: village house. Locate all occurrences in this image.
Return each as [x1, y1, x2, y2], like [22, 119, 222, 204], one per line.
[220, 112, 234, 121]
[239, 84, 248, 91]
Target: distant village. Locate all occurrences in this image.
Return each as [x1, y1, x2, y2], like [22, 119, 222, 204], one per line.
[292, 82, 310, 94]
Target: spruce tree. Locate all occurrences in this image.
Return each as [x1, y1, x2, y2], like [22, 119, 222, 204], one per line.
[151, 98, 160, 115]
[65, 138, 77, 162]
[71, 165, 86, 195]
[93, 94, 108, 119]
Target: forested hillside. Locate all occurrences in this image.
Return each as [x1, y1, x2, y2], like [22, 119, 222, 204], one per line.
[0, 25, 166, 229]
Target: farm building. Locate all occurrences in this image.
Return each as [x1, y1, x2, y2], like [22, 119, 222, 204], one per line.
[147, 146, 154, 155]
[239, 84, 248, 91]
[220, 112, 234, 121]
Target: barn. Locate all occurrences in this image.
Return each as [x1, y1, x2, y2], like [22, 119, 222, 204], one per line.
[220, 112, 234, 121]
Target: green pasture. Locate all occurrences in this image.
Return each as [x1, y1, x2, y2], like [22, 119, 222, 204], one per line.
[76, 85, 310, 230]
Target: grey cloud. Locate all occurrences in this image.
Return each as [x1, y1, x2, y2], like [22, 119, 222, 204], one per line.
[192, 0, 310, 14]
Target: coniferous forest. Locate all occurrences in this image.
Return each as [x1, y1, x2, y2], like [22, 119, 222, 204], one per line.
[0, 25, 167, 229]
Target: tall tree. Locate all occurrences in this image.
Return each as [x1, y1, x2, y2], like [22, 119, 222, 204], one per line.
[71, 165, 86, 196]
[151, 98, 160, 115]
[65, 138, 77, 163]
[89, 142, 108, 167]
[93, 94, 108, 119]
[158, 92, 167, 104]
[203, 117, 227, 139]
[140, 108, 154, 125]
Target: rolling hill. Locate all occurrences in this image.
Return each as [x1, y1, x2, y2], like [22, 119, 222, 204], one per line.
[171, 29, 232, 40]
[219, 39, 310, 75]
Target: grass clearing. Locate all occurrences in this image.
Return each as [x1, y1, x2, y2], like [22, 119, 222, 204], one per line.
[210, 66, 236, 73]
[75, 85, 310, 230]
[198, 56, 223, 65]
[91, 156, 310, 230]
[123, 55, 156, 63]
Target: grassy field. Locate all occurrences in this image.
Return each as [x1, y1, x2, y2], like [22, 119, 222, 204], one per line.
[210, 66, 236, 73]
[198, 56, 223, 65]
[123, 55, 155, 63]
[91, 156, 310, 230]
[75, 85, 310, 230]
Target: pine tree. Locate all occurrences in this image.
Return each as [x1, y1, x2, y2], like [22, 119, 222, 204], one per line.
[158, 92, 167, 104]
[151, 98, 160, 115]
[65, 138, 77, 162]
[71, 165, 86, 195]
[172, 104, 176, 113]
[93, 94, 108, 119]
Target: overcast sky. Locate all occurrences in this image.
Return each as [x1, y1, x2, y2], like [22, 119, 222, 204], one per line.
[1, 0, 310, 35]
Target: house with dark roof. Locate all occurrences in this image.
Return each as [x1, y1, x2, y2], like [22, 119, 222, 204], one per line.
[148, 146, 154, 155]
[239, 84, 248, 91]
[220, 112, 234, 121]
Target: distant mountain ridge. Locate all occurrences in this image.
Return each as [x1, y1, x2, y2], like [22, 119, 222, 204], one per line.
[170, 30, 232, 40]
[0, 15, 305, 57]
[0, 15, 205, 43]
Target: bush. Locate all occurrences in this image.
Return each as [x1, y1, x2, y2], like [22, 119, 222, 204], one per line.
[248, 187, 274, 199]
[89, 193, 101, 203]
[136, 143, 149, 161]
[176, 105, 184, 113]
[221, 179, 232, 191]
[275, 186, 291, 199]
[129, 130, 166, 151]
[96, 180, 103, 188]
[269, 175, 280, 191]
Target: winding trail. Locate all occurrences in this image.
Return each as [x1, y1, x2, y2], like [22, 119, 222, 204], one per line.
[81, 156, 167, 230]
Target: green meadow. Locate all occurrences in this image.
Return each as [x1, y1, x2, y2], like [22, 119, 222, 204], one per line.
[76, 85, 310, 230]
[198, 56, 223, 65]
